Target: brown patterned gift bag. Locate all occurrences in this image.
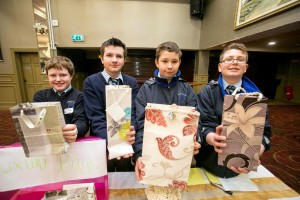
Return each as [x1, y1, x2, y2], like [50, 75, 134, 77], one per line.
[218, 88, 267, 171]
[141, 103, 200, 188]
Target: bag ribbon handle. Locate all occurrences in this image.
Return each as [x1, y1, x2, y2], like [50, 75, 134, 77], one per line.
[232, 87, 263, 102]
[20, 108, 47, 128]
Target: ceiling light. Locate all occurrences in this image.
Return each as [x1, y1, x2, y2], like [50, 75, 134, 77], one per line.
[268, 41, 276, 46]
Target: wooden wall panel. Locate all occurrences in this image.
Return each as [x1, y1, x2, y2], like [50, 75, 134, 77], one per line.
[0, 75, 19, 109]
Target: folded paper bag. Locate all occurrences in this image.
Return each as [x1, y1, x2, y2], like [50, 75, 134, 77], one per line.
[62, 183, 96, 200]
[218, 89, 267, 172]
[10, 102, 68, 157]
[141, 103, 200, 188]
[105, 85, 133, 159]
[42, 187, 89, 200]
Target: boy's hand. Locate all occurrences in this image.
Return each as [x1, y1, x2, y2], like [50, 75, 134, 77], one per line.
[62, 124, 78, 143]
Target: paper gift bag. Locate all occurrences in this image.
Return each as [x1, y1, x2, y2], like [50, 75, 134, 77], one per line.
[10, 102, 68, 157]
[141, 103, 200, 188]
[63, 183, 96, 200]
[105, 85, 134, 159]
[218, 88, 267, 171]
[42, 183, 96, 200]
[42, 187, 89, 200]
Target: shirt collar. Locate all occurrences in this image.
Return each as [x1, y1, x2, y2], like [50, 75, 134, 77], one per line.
[101, 69, 123, 83]
[53, 85, 72, 96]
[223, 79, 242, 91]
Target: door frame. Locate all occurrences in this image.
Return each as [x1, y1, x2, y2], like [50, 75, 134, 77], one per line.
[10, 48, 38, 103]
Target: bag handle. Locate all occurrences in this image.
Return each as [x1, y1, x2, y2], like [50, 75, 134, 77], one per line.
[232, 87, 246, 95]
[232, 87, 263, 102]
[20, 108, 47, 128]
[164, 104, 198, 120]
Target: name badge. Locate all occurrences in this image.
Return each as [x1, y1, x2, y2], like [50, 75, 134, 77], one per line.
[64, 108, 74, 114]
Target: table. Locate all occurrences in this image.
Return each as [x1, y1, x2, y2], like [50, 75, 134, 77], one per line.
[108, 166, 300, 200]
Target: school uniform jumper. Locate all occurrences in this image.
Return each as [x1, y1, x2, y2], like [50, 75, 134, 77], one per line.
[33, 88, 89, 138]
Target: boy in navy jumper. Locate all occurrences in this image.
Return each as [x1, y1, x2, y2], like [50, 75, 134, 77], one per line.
[195, 43, 272, 178]
[33, 56, 89, 143]
[83, 37, 139, 172]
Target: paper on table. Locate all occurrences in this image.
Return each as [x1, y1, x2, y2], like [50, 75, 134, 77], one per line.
[188, 168, 209, 185]
[219, 173, 259, 192]
[269, 197, 300, 200]
[108, 172, 147, 189]
[248, 165, 275, 178]
[108, 169, 209, 190]
[203, 169, 221, 185]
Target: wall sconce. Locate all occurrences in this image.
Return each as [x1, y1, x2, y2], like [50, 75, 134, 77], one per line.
[33, 23, 49, 35]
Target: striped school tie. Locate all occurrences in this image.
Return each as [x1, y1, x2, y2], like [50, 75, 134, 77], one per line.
[109, 77, 119, 85]
[226, 85, 236, 95]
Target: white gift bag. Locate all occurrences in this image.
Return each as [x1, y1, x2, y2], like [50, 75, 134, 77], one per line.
[106, 85, 134, 159]
[141, 103, 200, 188]
[10, 102, 68, 157]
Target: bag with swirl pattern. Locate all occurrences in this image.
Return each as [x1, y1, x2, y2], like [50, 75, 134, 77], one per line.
[141, 103, 200, 188]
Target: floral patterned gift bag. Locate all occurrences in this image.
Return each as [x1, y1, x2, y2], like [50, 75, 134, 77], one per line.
[106, 85, 134, 159]
[141, 103, 200, 188]
[218, 88, 267, 171]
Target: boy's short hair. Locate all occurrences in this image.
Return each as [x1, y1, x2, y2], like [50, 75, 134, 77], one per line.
[155, 41, 182, 60]
[220, 43, 248, 62]
[100, 37, 127, 58]
[45, 56, 75, 76]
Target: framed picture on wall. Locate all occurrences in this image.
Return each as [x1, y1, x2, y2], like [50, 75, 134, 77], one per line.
[234, 0, 300, 29]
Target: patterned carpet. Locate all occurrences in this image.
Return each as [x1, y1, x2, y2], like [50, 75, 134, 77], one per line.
[260, 105, 300, 194]
[0, 110, 18, 145]
[0, 105, 300, 194]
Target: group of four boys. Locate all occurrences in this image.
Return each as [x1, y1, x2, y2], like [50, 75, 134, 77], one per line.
[33, 37, 272, 182]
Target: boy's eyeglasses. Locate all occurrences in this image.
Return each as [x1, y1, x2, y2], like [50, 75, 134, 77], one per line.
[221, 58, 246, 64]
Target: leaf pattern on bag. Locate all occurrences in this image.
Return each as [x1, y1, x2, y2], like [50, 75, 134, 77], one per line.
[108, 117, 125, 138]
[223, 103, 265, 139]
[118, 121, 130, 140]
[156, 135, 179, 160]
[145, 109, 167, 127]
[124, 107, 131, 120]
[182, 114, 198, 136]
[108, 120, 120, 137]
[169, 180, 187, 190]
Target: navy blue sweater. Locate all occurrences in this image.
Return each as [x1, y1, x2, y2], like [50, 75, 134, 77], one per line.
[33, 88, 89, 138]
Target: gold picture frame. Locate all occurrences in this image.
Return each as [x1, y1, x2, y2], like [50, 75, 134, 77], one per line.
[234, 0, 300, 30]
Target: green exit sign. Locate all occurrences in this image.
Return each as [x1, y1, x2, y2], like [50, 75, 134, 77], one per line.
[72, 34, 84, 42]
